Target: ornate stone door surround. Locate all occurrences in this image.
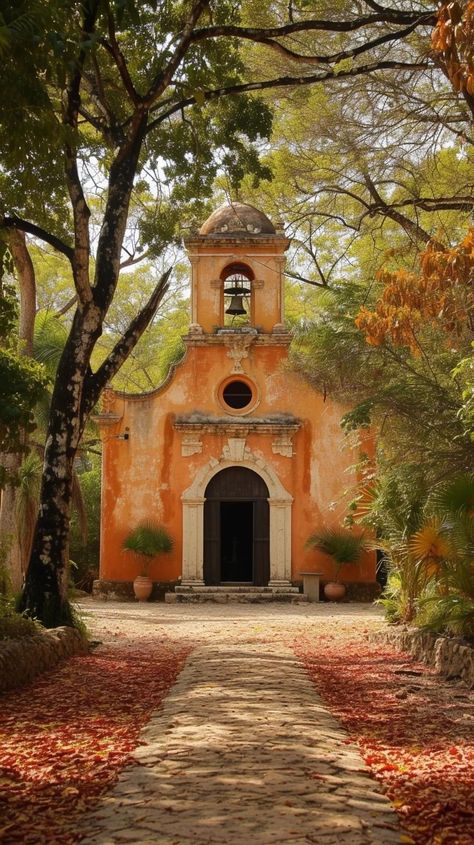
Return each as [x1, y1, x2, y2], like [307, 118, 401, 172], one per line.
[181, 451, 293, 587]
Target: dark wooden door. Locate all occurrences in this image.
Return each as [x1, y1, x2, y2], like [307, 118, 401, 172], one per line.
[203, 468, 270, 586]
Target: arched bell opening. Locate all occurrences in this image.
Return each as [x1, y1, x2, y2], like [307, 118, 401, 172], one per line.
[221, 262, 254, 327]
[203, 466, 269, 586]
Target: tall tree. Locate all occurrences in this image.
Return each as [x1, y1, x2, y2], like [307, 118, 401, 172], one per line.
[0, 0, 455, 625]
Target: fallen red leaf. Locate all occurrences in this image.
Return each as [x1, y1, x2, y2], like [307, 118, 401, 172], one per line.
[294, 631, 474, 845]
[0, 637, 191, 844]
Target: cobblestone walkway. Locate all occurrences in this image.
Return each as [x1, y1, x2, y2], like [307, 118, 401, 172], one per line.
[77, 602, 403, 845]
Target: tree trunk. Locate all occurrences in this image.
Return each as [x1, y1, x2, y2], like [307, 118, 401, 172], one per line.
[19, 117, 151, 627]
[0, 453, 23, 592]
[0, 231, 37, 593]
[9, 230, 36, 356]
[18, 304, 101, 626]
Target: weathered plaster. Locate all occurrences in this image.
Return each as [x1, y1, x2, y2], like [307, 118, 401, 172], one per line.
[96, 206, 376, 590]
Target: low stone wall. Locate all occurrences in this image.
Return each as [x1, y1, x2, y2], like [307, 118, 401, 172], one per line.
[369, 627, 474, 689]
[0, 627, 89, 694]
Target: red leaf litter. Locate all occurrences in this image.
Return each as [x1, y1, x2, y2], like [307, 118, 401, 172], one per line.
[294, 630, 474, 845]
[0, 638, 190, 844]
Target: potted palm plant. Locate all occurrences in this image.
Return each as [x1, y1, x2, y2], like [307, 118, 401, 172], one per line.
[123, 521, 173, 601]
[306, 527, 367, 601]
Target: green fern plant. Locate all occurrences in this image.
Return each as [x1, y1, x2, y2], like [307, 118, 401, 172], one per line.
[123, 522, 173, 576]
[305, 527, 367, 582]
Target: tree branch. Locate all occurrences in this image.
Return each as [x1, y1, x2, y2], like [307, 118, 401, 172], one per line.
[383, 195, 474, 213]
[190, 10, 436, 42]
[146, 60, 429, 133]
[143, 0, 211, 108]
[1, 217, 74, 261]
[55, 294, 77, 317]
[362, 174, 444, 246]
[101, 11, 141, 105]
[285, 269, 328, 287]
[84, 268, 171, 412]
[190, 19, 426, 67]
[62, 1, 100, 306]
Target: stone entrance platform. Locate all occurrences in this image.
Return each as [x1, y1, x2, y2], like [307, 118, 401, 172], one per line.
[166, 585, 308, 603]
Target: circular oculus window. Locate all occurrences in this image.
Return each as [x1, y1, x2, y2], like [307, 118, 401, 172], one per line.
[219, 377, 258, 414]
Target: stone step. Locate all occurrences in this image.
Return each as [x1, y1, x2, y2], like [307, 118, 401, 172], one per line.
[175, 584, 300, 594]
[165, 590, 308, 604]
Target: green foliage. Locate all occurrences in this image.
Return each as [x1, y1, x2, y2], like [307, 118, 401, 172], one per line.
[306, 527, 366, 580]
[123, 522, 173, 576]
[365, 471, 474, 637]
[70, 460, 101, 591]
[0, 348, 49, 482]
[96, 268, 189, 392]
[0, 275, 49, 485]
[0, 274, 16, 339]
[33, 312, 68, 375]
[123, 522, 173, 558]
[453, 343, 474, 441]
[415, 514, 474, 640]
[291, 278, 474, 483]
[0, 593, 40, 639]
[377, 570, 404, 624]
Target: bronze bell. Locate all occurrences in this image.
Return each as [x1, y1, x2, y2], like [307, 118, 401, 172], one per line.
[225, 294, 247, 315]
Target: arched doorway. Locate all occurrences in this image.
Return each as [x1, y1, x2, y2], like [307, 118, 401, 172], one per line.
[203, 467, 269, 586]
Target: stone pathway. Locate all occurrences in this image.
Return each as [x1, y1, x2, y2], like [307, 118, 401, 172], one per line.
[77, 602, 404, 845]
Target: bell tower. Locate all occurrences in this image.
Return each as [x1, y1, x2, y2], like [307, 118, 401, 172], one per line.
[185, 202, 290, 334]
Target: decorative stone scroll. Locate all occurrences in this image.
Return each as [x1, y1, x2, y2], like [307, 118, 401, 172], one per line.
[223, 330, 257, 373]
[92, 385, 122, 428]
[101, 385, 116, 414]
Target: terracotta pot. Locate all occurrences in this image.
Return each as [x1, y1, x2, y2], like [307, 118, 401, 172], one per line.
[323, 581, 346, 602]
[133, 575, 153, 602]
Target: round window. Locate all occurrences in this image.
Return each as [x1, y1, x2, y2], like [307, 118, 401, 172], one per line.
[222, 380, 253, 410]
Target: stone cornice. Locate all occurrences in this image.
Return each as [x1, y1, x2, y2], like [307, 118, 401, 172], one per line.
[92, 413, 122, 428]
[183, 327, 292, 347]
[173, 415, 301, 436]
[184, 234, 290, 249]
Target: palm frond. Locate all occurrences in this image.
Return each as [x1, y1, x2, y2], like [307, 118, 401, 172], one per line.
[33, 312, 67, 377]
[429, 473, 474, 516]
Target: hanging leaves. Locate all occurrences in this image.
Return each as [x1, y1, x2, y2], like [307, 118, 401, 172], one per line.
[355, 229, 474, 353]
[432, 2, 474, 98]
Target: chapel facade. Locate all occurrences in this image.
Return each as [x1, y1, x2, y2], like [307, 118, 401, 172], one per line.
[94, 203, 376, 600]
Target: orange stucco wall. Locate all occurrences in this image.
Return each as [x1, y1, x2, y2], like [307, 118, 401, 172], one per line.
[97, 215, 375, 587]
[98, 341, 375, 585]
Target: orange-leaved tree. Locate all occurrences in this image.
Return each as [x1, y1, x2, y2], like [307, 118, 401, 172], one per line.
[355, 229, 474, 353]
[432, 1, 474, 108]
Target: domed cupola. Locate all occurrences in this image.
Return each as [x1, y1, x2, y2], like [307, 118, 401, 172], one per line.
[199, 203, 276, 237]
[186, 203, 290, 334]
